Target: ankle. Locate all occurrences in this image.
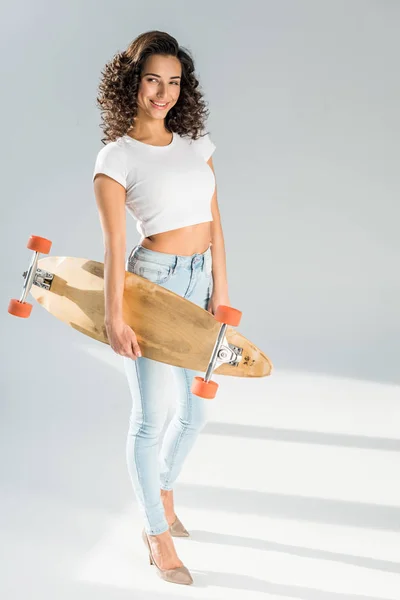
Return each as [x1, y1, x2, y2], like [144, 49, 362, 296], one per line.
[148, 529, 170, 541]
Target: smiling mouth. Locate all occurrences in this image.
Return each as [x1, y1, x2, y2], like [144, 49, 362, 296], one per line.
[150, 100, 169, 108]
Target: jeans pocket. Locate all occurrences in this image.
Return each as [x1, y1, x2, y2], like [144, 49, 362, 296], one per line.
[128, 257, 173, 285]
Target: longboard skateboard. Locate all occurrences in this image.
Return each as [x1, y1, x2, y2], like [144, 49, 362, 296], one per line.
[9, 236, 273, 398]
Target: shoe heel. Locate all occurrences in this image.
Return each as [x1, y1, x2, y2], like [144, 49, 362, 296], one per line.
[141, 527, 193, 585]
[142, 528, 154, 565]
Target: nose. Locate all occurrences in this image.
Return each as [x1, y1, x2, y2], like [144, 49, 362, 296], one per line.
[156, 83, 169, 99]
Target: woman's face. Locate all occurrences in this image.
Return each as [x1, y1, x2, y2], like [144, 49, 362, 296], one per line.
[137, 54, 182, 120]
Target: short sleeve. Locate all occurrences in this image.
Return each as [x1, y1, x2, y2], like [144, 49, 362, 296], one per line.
[191, 131, 216, 161]
[92, 142, 127, 189]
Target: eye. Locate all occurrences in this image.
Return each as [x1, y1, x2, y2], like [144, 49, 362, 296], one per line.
[147, 78, 179, 85]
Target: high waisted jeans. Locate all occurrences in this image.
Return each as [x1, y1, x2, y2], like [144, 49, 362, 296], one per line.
[123, 243, 214, 535]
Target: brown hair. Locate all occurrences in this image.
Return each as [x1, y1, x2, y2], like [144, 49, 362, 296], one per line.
[95, 30, 211, 145]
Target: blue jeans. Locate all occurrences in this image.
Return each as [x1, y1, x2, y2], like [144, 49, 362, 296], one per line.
[123, 243, 214, 535]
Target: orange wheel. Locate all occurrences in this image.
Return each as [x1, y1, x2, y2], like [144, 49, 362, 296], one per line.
[191, 376, 218, 399]
[214, 305, 242, 327]
[27, 235, 52, 254]
[8, 299, 33, 318]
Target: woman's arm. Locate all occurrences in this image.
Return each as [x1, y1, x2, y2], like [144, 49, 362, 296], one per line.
[207, 157, 229, 298]
[93, 173, 127, 325]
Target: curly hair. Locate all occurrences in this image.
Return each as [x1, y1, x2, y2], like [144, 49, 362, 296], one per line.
[95, 30, 211, 145]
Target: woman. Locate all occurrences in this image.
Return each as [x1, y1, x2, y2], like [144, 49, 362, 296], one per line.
[92, 30, 229, 585]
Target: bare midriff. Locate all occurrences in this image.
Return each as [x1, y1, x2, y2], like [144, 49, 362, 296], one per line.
[140, 222, 212, 256]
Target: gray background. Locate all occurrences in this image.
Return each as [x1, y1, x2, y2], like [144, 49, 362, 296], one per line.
[1, 2, 400, 598]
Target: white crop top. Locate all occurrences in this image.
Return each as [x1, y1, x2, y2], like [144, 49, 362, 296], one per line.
[92, 130, 216, 237]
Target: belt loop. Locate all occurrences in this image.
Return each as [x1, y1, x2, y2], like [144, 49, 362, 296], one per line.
[128, 246, 135, 262]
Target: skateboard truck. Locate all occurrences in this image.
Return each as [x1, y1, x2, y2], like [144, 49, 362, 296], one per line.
[191, 305, 243, 400]
[24, 268, 54, 291]
[8, 235, 53, 318]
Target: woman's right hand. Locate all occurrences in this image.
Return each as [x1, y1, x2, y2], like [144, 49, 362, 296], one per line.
[105, 318, 142, 360]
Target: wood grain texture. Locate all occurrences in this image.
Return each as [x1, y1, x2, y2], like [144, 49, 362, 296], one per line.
[30, 257, 272, 377]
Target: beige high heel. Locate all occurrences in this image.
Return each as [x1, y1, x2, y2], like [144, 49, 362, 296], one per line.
[169, 515, 190, 537]
[141, 528, 193, 585]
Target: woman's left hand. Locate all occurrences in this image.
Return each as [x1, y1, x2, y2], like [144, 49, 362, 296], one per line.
[207, 290, 230, 315]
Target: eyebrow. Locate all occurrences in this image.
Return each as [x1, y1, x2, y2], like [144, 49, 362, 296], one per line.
[142, 72, 181, 79]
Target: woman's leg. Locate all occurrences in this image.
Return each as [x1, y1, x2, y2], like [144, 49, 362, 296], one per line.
[123, 354, 171, 535]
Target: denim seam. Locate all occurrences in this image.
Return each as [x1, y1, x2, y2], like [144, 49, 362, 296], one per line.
[132, 358, 152, 528]
[131, 360, 170, 535]
[185, 266, 198, 299]
[162, 369, 193, 489]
